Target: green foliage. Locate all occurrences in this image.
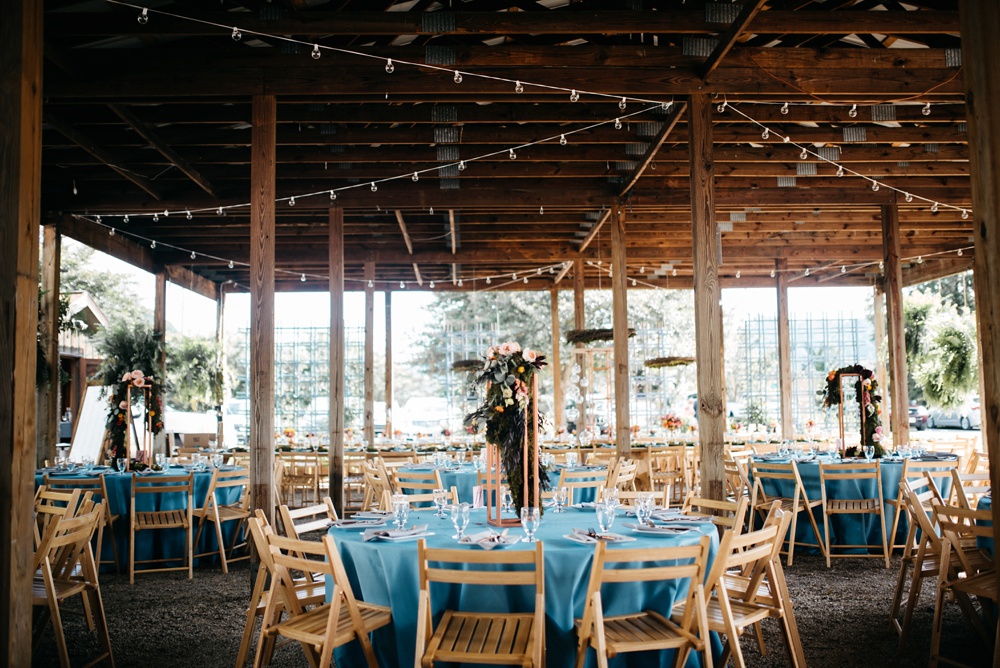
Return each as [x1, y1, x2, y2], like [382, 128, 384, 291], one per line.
[60, 239, 149, 322]
[744, 401, 769, 426]
[913, 305, 979, 409]
[166, 335, 223, 412]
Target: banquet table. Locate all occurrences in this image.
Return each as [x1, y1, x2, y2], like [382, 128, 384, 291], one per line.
[34, 465, 244, 570]
[978, 495, 993, 554]
[329, 506, 720, 668]
[550, 464, 609, 504]
[751, 454, 956, 550]
[396, 463, 480, 504]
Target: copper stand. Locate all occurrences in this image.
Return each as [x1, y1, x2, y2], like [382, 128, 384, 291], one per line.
[485, 377, 540, 527]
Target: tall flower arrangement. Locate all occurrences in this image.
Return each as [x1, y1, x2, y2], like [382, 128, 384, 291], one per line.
[819, 364, 885, 457]
[463, 341, 550, 514]
[106, 370, 164, 461]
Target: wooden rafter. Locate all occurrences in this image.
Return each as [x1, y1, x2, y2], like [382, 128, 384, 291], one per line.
[617, 101, 687, 197]
[394, 210, 414, 254]
[700, 0, 770, 79]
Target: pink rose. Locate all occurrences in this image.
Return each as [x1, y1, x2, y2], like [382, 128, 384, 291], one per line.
[130, 369, 145, 380]
[119, 400, 128, 410]
[133, 377, 145, 388]
[498, 341, 520, 356]
[523, 349, 537, 363]
[872, 433, 882, 443]
[875, 426, 883, 434]
[122, 372, 131, 382]
[485, 346, 497, 359]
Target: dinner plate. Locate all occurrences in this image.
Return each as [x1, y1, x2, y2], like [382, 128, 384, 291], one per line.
[564, 532, 635, 544]
[460, 533, 521, 550]
[331, 518, 386, 530]
[623, 522, 696, 535]
[571, 502, 597, 510]
[364, 530, 435, 542]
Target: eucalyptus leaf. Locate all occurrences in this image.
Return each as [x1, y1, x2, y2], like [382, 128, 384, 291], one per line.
[505, 375, 516, 386]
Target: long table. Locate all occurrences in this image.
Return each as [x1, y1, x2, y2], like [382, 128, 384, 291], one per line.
[329, 506, 720, 668]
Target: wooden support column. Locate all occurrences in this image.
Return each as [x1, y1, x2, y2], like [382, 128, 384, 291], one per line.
[384, 291, 393, 437]
[249, 94, 276, 531]
[363, 262, 375, 448]
[154, 269, 167, 401]
[0, 0, 43, 662]
[610, 201, 631, 457]
[881, 196, 910, 446]
[960, 0, 1000, 604]
[329, 208, 345, 515]
[573, 260, 587, 433]
[873, 284, 889, 430]
[689, 93, 726, 502]
[38, 224, 61, 467]
[215, 286, 226, 450]
[775, 259, 793, 439]
[549, 288, 563, 430]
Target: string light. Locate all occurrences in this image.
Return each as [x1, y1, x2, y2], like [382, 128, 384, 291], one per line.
[301, 274, 307, 282]
[570, 89, 579, 102]
[228, 260, 234, 269]
[559, 134, 567, 146]
[614, 118, 622, 130]
[962, 209, 970, 219]
[916, 256, 923, 264]
[836, 165, 844, 177]
[367, 279, 374, 288]
[509, 148, 516, 159]
[770, 268, 775, 278]
[619, 97, 627, 111]
[632, 279, 637, 286]
[539, 206, 544, 215]
[871, 180, 880, 192]
[400, 281, 405, 288]
[735, 270, 741, 279]
[783, 135, 791, 143]
[385, 58, 394, 73]
[523, 277, 528, 284]
[123, 215, 129, 224]
[185, 209, 192, 220]
[904, 193, 913, 203]
[429, 281, 435, 289]
[931, 202, 939, 212]
[921, 102, 931, 116]
[72, 180, 78, 195]
[311, 44, 321, 60]
[151, 240, 156, 249]
[841, 265, 847, 273]
[799, 148, 808, 160]
[429, 207, 434, 215]
[216, 207, 224, 215]
[371, 182, 377, 192]
[109, 227, 115, 236]
[457, 279, 463, 287]
[486, 277, 491, 284]
[190, 250, 196, 260]
[453, 70, 462, 84]
[163, 210, 169, 217]
[137, 7, 148, 24]
[515, 80, 523, 94]
[288, 197, 295, 206]
[512, 273, 517, 280]
[957, 249, 963, 256]
[411, 172, 419, 182]
[780, 102, 789, 115]
[231, 26, 241, 41]
[848, 104, 858, 118]
[761, 128, 769, 140]
[152, 214, 159, 222]
[458, 161, 466, 171]
[95, 215, 101, 223]
[804, 268, 810, 276]
[717, 99, 728, 113]
[329, 190, 337, 201]
[879, 260, 884, 271]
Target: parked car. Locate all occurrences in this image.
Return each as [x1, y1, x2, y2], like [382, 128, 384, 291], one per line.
[928, 396, 981, 430]
[908, 404, 929, 431]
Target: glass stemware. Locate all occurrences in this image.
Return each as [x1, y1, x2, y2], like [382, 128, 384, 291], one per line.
[635, 497, 654, 526]
[601, 486, 620, 509]
[520, 506, 540, 543]
[553, 486, 568, 512]
[391, 494, 409, 530]
[450, 502, 470, 540]
[114, 457, 126, 473]
[596, 501, 616, 534]
[432, 488, 448, 517]
[863, 445, 875, 462]
[501, 487, 514, 514]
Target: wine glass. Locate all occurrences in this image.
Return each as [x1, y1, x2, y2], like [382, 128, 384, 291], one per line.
[565, 452, 579, 468]
[155, 453, 167, 469]
[863, 445, 875, 462]
[520, 507, 540, 543]
[212, 454, 223, 469]
[391, 494, 409, 530]
[635, 496, 654, 526]
[602, 486, 620, 510]
[596, 501, 616, 534]
[554, 486, 568, 513]
[432, 488, 448, 517]
[115, 457, 126, 473]
[450, 502, 470, 540]
[501, 486, 513, 514]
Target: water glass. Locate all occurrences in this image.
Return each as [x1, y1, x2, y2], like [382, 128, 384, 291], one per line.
[212, 454, 223, 469]
[565, 452, 579, 468]
[553, 486, 569, 512]
[501, 486, 513, 514]
[155, 453, 168, 469]
[450, 502, 470, 540]
[114, 457, 126, 473]
[601, 487, 620, 509]
[520, 506, 540, 543]
[863, 445, 875, 462]
[391, 494, 409, 530]
[596, 502, 616, 534]
[635, 497, 654, 526]
[433, 488, 448, 517]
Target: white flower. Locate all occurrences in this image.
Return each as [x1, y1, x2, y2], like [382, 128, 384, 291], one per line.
[498, 341, 520, 356]
[523, 349, 537, 363]
[485, 346, 497, 359]
[130, 369, 145, 380]
[122, 372, 131, 382]
[119, 400, 128, 410]
[872, 433, 882, 443]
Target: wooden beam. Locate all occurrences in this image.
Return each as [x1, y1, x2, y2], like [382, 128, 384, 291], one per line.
[689, 93, 726, 502]
[154, 270, 167, 391]
[873, 284, 889, 423]
[384, 291, 393, 437]
[960, 0, 1000, 594]
[578, 209, 611, 254]
[549, 287, 563, 431]
[215, 287, 226, 449]
[395, 210, 414, 255]
[249, 94, 276, 534]
[775, 259, 793, 439]
[611, 201, 631, 458]
[163, 264, 218, 301]
[412, 263, 423, 286]
[882, 196, 910, 445]
[363, 261, 375, 448]
[43, 113, 162, 200]
[107, 104, 218, 198]
[328, 207, 345, 516]
[573, 260, 586, 434]
[0, 0, 42, 662]
[618, 102, 686, 197]
[901, 254, 974, 286]
[38, 224, 61, 467]
[553, 261, 572, 284]
[449, 209, 457, 255]
[700, 0, 769, 79]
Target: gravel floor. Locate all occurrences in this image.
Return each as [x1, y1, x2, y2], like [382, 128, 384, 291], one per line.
[33, 553, 994, 667]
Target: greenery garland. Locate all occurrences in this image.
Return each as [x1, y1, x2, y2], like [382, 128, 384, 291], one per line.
[818, 364, 885, 457]
[463, 342, 550, 515]
[565, 328, 635, 345]
[450, 359, 483, 373]
[643, 356, 696, 368]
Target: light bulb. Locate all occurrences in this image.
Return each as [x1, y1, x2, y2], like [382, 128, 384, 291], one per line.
[138, 8, 148, 24]
[632, 279, 637, 286]
[921, 102, 931, 116]
[429, 207, 434, 215]
[917, 256, 923, 264]
[536, 267, 542, 275]
[523, 277, 528, 284]
[548, 266, 554, 274]
[329, 190, 337, 201]
[385, 59, 394, 73]
[123, 215, 129, 224]
[539, 206, 544, 215]
[486, 277, 491, 284]
[780, 102, 789, 115]
[879, 260, 884, 271]
[770, 269, 775, 278]
[931, 202, 939, 212]
[429, 281, 435, 289]
[109, 227, 115, 236]
[570, 89, 579, 102]
[841, 265, 847, 273]
[301, 274, 307, 282]
[800, 148, 808, 160]
[311, 44, 321, 60]
[367, 279, 373, 288]
[961, 209, 970, 219]
[232, 26, 241, 41]
[228, 260, 234, 269]
[559, 134, 567, 146]
[761, 128, 769, 140]
[152, 214, 158, 222]
[783, 135, 791, 143]
[458, 161, 466, 171]
[151, 240, 156, 249]
[72, 180, 77, 195]
[288, 197, 295, 206]
[735, 271, 741, 279]
[412, 172, 419, 182]
[512, 273, 517, 280]
[400, 281, 405, 288]
[515, 80, 523, 94]
[957, 249, 963, 256]
[509, 148, 516, 160]
[186, 209, 192, 220]
[95, 215, 101, 223]
[614, 118, 622, 130]
[163, 210, 169, 217]
[661, 101, 673, 111]
[453, 70, 462, 84]
[871, 180, 880, 191]
[848, 104, 858, 118]
[217, 207, 224, 216]
[457, 279, 463, 287]
[619, 97, 627, 111]
[836, 165, 844, 177]
[717, 100, 727, 113]
[190, 250, 196, 259]
[371, 182, 377, 192]
[804, 268, 810, 276]
[672, 269, 677, 277]
[904, 193, 913, 203]
[639, 266, 645, 273]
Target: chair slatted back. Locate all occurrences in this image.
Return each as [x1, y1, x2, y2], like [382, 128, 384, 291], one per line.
[706, 507, 790, 599]
[203, 467, 249, 509]
[750, 460, 813, 507]
[559, 467, 607, 505]
[681, 493, 749, 531]
[279, 498, 339, 539]
[609, 458, 638, 491]
[418, 540, 544, 590]
[950, 469, 991, 510]
[933, 505, 994, 578]
[34, 486, 86, 545]
[34, 504, 103, 580]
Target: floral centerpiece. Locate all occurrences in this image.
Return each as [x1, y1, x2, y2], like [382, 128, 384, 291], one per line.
[463, 341, 550, 515]
[660, 414, 684, 431]
[818, 364, 885, 457]
[106, 369, 163, 463]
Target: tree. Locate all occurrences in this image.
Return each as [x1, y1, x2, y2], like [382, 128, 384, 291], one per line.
[904, 287, 979, 409]
[166, 335, 223, 413]
[60, 239, 149, 322]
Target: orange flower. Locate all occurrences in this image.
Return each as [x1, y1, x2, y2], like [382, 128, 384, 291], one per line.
[827, 371, 837, 381]
[495, 406, 504, 413]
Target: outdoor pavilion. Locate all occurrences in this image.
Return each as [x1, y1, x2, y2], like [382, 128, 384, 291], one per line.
[2, 2, 1000, 664]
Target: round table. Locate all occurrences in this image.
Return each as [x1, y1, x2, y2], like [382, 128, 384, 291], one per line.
[329, 506, 720, 668]
[396, 464, 481, 504]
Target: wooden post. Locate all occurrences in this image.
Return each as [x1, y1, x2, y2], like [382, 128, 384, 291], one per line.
[363, 261, 375, 448]
[38, 224, 61, 467]
[549, 288, 563, 430]
[689, 93, 726, 502]
[384, 290, 393, 437]
[153, 269, 167, 415]
[873, 283, 889, 434]
[775, 259, 793, 439]
[215, 285, 226, 449]
[881, 196, 910, 446]
[573, 259, 587, 433]
[610, 201, 631, 457]
[249, 94, 276, 531]
[328, 208, 345, 514]
[0, 0, 42, 662]
[960, 0, 1000, 607]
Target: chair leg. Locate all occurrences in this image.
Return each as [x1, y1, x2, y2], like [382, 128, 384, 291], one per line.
[107, 518, 122, 574]
[887, 500, 903, 554]
[214, 518, 229, 573]
[823, 508, 832, 569]
[879, 508, 890, 569]
[786, 509, 799, 566]
[804, 506, 828, 564]
[89, 586, 116, 668]
[129, 526, 136, 585]
[898, 564, 926, 654]
[929, 574, 948, 668]
[889, 555, 911, 631]
[44, 587, 70, 668]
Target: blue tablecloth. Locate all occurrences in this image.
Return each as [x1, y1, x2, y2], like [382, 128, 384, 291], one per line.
[550, 465, 608, 504]
[751, 456, 955, 551]
[979, 496, 993, 554]
[397, 464, 481, 504]
[34, 466, 243, 570]
[329, 506, 720, 668]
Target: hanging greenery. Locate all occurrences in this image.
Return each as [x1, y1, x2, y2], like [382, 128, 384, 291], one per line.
[565, 328, 635, 345]
[450, 359, 483, 373]
[643, 356, 695, 368]
[818, 364, 885, 457]
[915, 317, 979, 409]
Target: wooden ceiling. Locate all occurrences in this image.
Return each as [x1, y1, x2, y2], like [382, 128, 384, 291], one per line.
[42, 0, 972, 297]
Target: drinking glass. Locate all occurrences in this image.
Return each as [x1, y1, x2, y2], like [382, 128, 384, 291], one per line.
[554, 486, 568, 512]
[635, 497, 654, 526]
[212, 454, 223, 469]
[602, 487, 620, 509]
[155, 453, 167, 469]
[596, 501, 616, 534]
[432, 488, 448, 517]
[450, 502, 470, 540]
[501, 486, 513, 514]
[114, 457, 126, 473]
[565, 452, 579, 468]
[863, 445, 875, 462]
[520, 507, 540, 543]
[391, 494, 409, 530]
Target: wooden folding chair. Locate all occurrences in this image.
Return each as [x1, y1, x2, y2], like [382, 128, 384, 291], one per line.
[749, 460, 827, 566]
[615, 489, 667, 508]
[608, 458, 638, 492]
[560, 467, 608, 505]
[272, 457, 285, 510]
[193, 467, 251, 573]
[253, 532, 391, 668]
[43, 474, 122, 573]
[416, 540, 545, 667]
[949, 468, 991, 510]
[32, 505, 114, 668]
[129, 472, 194, 584]
[361, 457, 395, 512]
[575, 537, 713, 668]
[395, 468, 459, 509]
[649, 445, 691, 505]
[884, 459, 958, 553]
[724, 455, 753, 503]
[681, 493, 750, 533]
[818, 461, 889, 568]
[281, 453, 321, 507]
[278, 497, 339, 540]
[34, 486, 85, 548]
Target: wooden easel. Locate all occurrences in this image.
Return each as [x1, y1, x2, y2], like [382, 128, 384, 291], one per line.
[484, 376, 540, 527]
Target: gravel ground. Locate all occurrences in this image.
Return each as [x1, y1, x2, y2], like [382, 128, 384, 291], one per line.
[33, 553, 993, 667]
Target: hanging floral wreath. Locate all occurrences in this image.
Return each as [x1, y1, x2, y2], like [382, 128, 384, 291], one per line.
[106, 370, 164, 461]
[818, 364, 885, 457]
[463, 341, 550, 515]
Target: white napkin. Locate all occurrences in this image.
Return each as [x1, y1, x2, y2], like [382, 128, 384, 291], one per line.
[460, 530, 516, 550]
[363, 524, 429, 542]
